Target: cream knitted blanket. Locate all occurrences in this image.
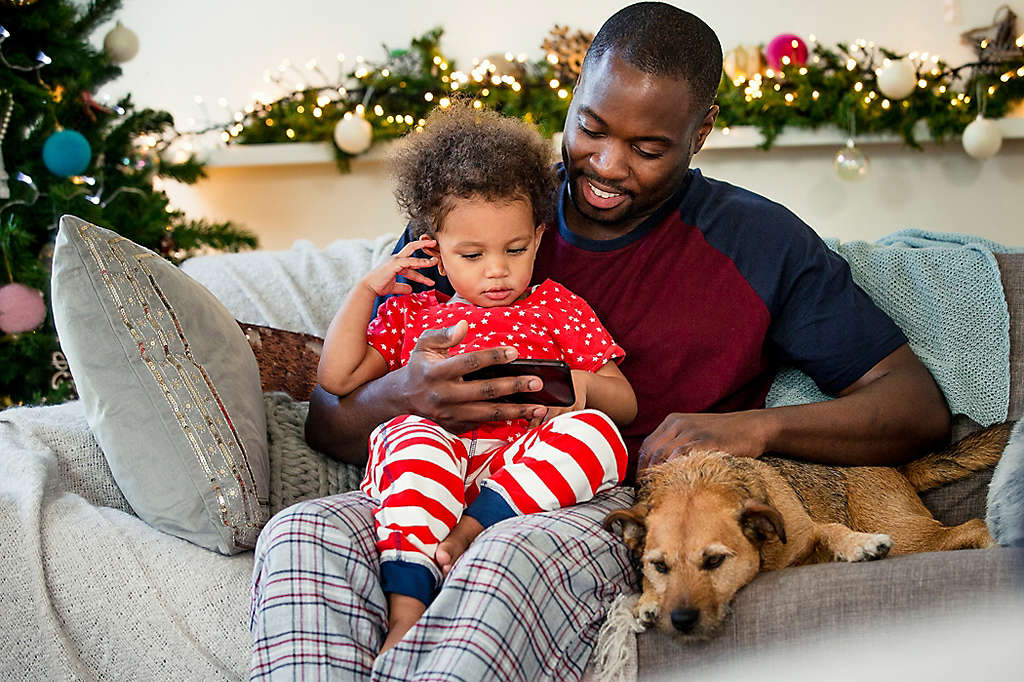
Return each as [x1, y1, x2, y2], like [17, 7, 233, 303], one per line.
[0, 400, 252, 680]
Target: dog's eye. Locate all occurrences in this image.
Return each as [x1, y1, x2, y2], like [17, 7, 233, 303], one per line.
[651, 560, 669, 574]
[702, 554, 726, 571]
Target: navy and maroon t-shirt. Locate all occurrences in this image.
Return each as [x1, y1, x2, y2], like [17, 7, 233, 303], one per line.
[380, 167, 907, 465]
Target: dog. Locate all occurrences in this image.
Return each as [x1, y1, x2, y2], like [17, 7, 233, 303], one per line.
[603, 422, 1015, 639]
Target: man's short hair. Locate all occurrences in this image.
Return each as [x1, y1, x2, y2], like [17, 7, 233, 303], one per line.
[583, 2, 723, 113]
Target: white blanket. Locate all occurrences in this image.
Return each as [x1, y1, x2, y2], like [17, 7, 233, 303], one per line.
[0, 401, 251, 680]
[180, 235, 399, 337]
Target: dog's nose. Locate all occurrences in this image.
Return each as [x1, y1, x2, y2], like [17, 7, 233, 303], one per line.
[670, 607, 700, 633]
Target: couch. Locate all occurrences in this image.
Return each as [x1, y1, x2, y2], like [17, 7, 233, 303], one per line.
[1, 222, 1022, 681]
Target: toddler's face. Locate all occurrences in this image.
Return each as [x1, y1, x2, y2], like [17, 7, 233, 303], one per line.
[433, 197, 542, 307]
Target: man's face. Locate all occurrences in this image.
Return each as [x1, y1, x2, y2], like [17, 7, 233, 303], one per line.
[562, 52, 718, 233]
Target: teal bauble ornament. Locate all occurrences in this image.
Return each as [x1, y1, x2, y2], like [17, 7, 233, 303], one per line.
[42, 129, 92, 177]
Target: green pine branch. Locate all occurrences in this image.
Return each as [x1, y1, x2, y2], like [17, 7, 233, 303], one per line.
[0, 0, 256, 407]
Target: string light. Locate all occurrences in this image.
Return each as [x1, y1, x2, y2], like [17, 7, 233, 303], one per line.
[204, 28, 1024, 161]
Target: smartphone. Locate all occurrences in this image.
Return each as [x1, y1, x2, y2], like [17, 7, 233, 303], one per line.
[463, 359, 575, 407]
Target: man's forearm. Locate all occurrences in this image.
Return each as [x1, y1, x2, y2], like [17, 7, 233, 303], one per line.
[759, 357, 950, 466]
[305, 373, 406, 466]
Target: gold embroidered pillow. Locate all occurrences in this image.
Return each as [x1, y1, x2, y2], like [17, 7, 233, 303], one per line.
[51, 215, 269, 554]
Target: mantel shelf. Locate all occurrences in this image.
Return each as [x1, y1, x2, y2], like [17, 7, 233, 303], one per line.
[201, 117, 1024, 168]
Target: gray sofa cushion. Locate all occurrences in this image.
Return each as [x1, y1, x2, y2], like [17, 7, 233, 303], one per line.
[637, 548, 1024, 678]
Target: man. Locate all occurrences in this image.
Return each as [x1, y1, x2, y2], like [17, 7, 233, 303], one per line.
[251, 3, 950, 680]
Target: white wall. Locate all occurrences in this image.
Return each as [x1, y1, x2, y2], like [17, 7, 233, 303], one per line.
[97, 1, 1024, 249]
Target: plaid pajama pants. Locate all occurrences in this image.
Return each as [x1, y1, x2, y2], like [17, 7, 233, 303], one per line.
[249, 486, 637, 681]
[360, 410, 629, 603]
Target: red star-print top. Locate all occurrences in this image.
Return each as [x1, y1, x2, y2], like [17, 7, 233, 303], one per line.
[367, 279, 626, 442]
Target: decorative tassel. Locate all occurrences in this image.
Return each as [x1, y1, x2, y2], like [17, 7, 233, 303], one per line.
[584, 592, 644, 682]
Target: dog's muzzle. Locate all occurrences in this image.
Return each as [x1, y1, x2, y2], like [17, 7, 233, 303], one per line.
[670, 607, 700, 633]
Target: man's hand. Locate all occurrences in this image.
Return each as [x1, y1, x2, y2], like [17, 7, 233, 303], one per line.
[400, 320, 548, 434]
[536, 370, 588, 425]
[637, 411, 769, 472]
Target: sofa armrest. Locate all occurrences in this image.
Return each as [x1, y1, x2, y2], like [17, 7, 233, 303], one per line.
[997, 252, 1023, 422]
[921, 252, 1021, 525]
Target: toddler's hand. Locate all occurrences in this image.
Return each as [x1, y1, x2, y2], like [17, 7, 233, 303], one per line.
[362, 236, 437, 296]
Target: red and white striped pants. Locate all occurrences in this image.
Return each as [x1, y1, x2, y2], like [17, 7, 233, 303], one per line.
[360, 410, 628, 598]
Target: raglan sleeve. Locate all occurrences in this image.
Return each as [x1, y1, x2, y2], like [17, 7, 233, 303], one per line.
[767, 230, 907, 395]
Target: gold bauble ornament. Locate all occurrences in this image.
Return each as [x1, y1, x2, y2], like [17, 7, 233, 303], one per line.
[103, 21, 140, 64]
[723, 45, 764, 82]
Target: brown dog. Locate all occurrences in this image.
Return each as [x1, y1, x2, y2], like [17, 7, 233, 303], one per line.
[603, 422, 1014, 639]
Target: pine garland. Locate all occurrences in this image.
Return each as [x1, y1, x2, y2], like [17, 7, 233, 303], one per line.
[225, 28, 572, 170]
[716, 41, 1024, 149]
[221, 28, 1024, 156]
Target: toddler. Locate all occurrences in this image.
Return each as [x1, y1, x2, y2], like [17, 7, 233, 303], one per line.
[318, 101, 637, 653]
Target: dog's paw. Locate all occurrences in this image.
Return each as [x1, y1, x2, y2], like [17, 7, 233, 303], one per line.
[635, 600, 660, 628]
[838, 532, 892, 562]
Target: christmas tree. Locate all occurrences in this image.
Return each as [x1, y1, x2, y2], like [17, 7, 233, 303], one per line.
[0, 0, 256, 407]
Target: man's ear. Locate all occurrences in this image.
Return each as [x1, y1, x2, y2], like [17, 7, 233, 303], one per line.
[738, 499, 787, 546]
[690, 104, 719, 156]
[604, 505, 648, 552]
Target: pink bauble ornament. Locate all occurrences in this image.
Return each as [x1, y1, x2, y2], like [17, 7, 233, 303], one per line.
[0, 282, 47, 334]
[765, 34, 808, 70]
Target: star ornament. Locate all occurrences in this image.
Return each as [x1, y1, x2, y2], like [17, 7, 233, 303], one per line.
[960, 6, 1024, 62]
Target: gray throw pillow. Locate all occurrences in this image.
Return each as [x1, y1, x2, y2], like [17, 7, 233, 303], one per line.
[51, 215, 269, 554]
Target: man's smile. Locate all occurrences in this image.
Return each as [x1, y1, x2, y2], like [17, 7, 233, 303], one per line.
[581, 178, 629, 210]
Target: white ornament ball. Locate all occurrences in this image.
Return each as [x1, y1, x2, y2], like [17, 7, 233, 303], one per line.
[962, 115, 1003, 160]
[103, 22, 140, 64]
[875, 59, 917, 100]
[834, 139, 869, 181]
[333, 116, 373, 155]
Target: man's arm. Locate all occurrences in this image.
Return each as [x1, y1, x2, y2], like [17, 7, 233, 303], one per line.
[305, 321, 550, 465]
[637, 344, 951, 471]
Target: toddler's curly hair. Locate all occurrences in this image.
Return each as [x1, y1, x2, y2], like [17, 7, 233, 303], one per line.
[391, 101, 559, 237]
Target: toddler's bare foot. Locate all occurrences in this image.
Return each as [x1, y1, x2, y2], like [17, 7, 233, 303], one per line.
[379, 594, 427, 656]
[435, 516, 485, 577]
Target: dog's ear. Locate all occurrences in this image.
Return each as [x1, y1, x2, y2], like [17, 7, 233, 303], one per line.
[738, 499, 787, 545]
[603, 506, 648, 552]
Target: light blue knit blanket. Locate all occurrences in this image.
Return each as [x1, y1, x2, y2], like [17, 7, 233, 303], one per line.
[766, 229, 1024, 425]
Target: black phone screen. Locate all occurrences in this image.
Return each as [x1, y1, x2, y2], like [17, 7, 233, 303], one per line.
[463, 359, 575, 407]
